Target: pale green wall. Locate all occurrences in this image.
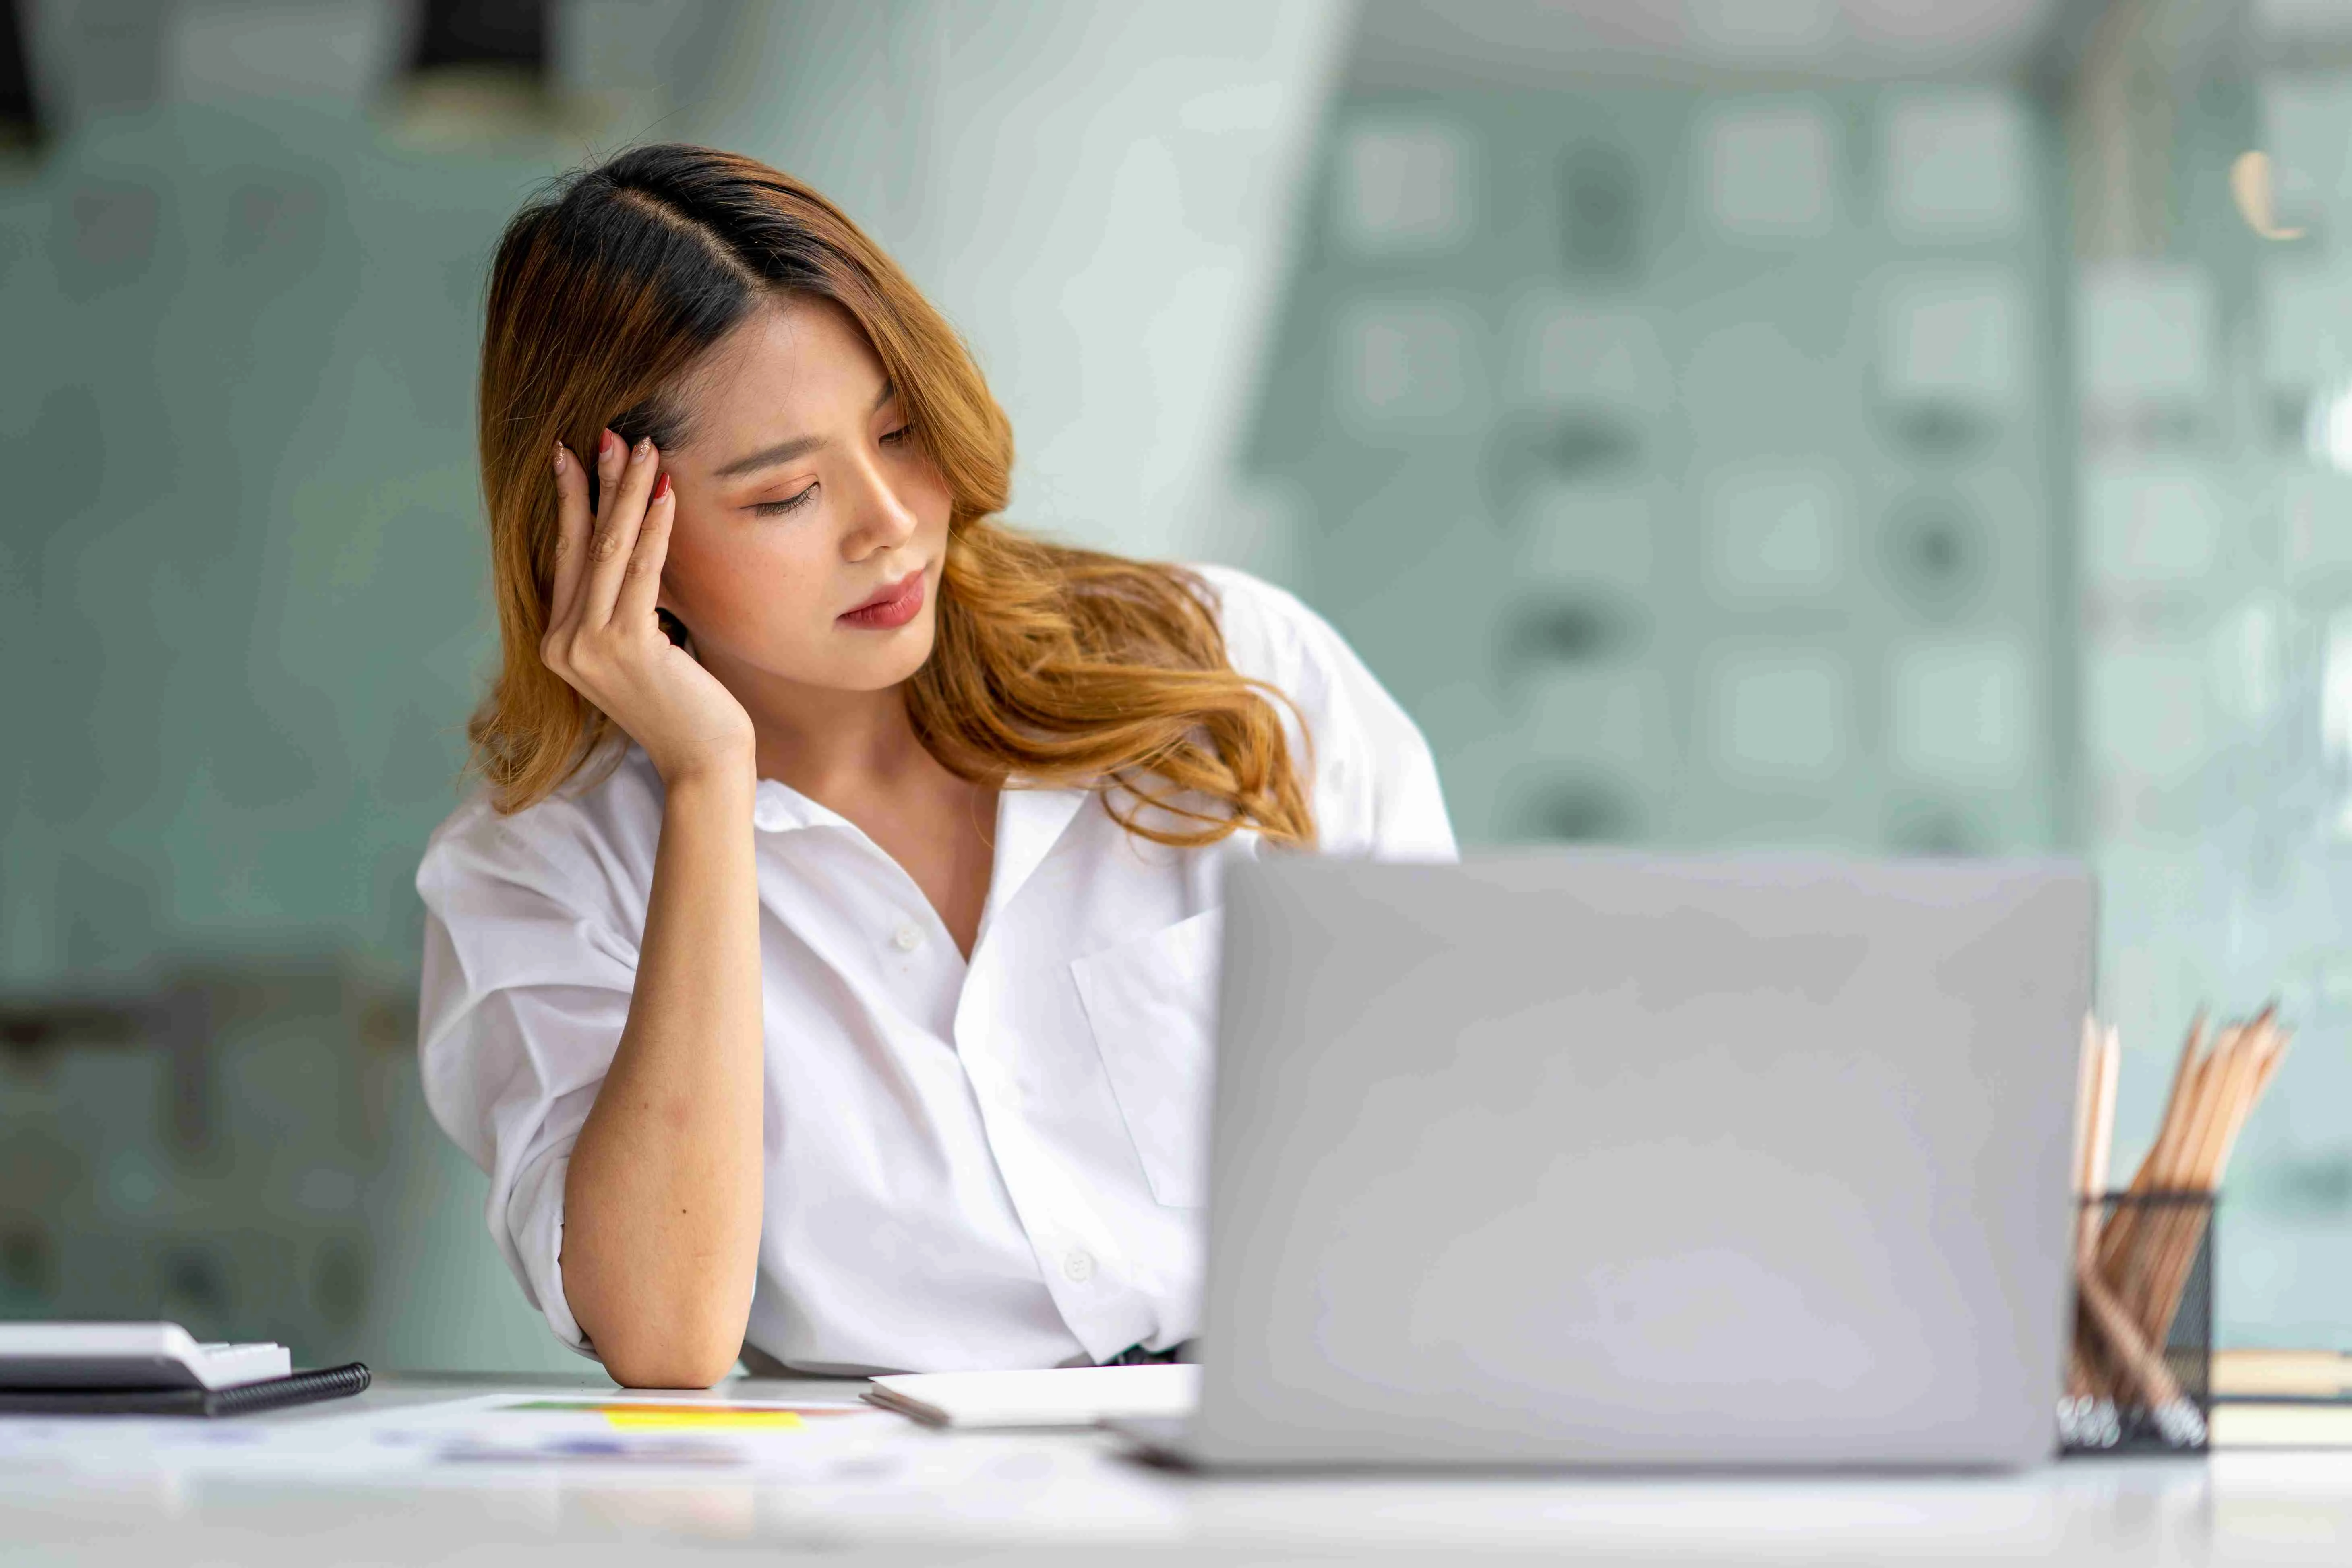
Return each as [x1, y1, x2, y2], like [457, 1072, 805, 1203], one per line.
[0, 2, 1346, 1371]
[8, 2, 2352, 1367]
[0, 97, 581, 1369]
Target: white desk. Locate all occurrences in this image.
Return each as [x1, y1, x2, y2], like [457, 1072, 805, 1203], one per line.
[3, 1372, 2348, 1564]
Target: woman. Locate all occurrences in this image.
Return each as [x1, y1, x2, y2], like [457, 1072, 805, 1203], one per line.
[417, 143, 1454, 1388]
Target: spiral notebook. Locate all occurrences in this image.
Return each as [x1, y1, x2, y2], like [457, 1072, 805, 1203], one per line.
[0, 1322, 370, 1417]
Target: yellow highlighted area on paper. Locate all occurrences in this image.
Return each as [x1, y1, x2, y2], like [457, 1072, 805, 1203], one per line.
[599, 1405, 804, 1431]
[501, 1399, 855, 1431]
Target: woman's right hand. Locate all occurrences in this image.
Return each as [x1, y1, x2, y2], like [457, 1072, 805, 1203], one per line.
[542, 430, 755, 786]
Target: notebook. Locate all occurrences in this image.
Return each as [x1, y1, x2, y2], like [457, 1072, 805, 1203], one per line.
[2209, 1349, 2352, 1448]
[0, 1322, 368, 1417]
[863, 1364, 1200, 1429]
[2211, 1403, 2352, 1448]
[2213, 1349, 2352, 1400]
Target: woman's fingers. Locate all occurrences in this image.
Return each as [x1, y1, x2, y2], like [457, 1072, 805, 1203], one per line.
[546, 438, 593, 629]
[532, 430, 750, 778]
[583, 432, 662, 626]
[614, 469, 675, 629]
[592, 424, 626, 527]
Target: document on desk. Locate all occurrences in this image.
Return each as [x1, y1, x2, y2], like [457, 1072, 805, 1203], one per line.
[2211, 1402, 2352, 1448]
[2210, 1350, 2352, 1447]
[864, 1365, 1199, 1429]
[0, 1389, 903, 1486]
[2213, 1349, 2352, 1399]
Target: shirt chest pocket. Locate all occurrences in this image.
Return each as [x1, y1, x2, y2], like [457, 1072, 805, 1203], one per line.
[1069, 908, 1223, 1210]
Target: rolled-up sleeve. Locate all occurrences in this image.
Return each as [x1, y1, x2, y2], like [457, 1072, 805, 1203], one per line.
[415, 807, 640, 1358]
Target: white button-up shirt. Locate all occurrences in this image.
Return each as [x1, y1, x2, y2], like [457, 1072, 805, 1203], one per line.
[415, 565, 1456, 1374]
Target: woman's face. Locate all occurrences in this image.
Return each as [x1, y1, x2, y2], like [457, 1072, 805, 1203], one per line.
[651, 294, 953, 697]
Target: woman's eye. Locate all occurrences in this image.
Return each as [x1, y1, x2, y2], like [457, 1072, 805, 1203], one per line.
[752, 485, 817, 517]
[882, 424, 914, 447]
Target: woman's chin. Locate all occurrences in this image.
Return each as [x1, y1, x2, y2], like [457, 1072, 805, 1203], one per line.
[828, 615, 939, 691]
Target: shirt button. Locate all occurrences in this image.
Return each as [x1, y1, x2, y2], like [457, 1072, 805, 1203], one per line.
[1062, 1249, 1096, 1283]
[892, 922, 923, 952]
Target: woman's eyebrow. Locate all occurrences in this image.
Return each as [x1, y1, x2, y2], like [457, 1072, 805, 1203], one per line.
[711, 379, 897, 478]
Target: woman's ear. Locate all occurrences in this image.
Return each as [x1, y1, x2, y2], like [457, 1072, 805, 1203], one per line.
[653, 584, 693, 650]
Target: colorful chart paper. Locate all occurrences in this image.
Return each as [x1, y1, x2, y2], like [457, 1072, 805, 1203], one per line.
[500, 1400, 864, 1431]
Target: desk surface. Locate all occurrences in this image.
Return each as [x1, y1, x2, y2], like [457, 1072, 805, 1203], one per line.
[3, 1371, 2347, 1565]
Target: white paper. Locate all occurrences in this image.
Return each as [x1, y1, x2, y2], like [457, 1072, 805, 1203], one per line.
[866, 1365, 1200, 1429]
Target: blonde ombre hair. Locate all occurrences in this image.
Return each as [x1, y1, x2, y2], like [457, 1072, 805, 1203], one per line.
[469, 144, 1311, 848]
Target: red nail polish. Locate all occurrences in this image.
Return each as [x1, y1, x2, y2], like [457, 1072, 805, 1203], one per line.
[652, 472, 672, 501]
[599, 429, 619, 457]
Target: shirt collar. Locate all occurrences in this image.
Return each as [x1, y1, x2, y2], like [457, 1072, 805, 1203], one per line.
[748, 770, 1093, 928]
[750, 776, 836, 834]
[752, 772, 1092, 881]
[987, 783, 1091, 913]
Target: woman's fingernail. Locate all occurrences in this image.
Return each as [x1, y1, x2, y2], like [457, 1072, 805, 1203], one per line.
[552, 440, 568, 474]
[632, 436, 653, 463]
[599, 429, 619, 459]
[652, 472, 671, 501]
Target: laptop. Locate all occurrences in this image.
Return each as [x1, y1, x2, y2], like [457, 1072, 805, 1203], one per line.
[1116, 849, 2093, 1470]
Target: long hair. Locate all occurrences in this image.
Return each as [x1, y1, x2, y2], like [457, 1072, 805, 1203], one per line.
[469, 144, 1312, 848]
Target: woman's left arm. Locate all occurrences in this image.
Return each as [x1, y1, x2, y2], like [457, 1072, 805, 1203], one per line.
[1320, 635, 1456, 862]
[1205, 567, 1456, 863]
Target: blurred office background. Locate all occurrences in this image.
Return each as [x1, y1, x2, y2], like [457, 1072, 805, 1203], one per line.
[2, 0, 2350, 1368]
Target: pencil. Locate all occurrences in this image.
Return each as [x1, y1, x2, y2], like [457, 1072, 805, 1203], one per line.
[2079, 1011, 2116, 1194]
[2080, 1268, 2186, 1411]
[2070, 1003, 2294, 1421]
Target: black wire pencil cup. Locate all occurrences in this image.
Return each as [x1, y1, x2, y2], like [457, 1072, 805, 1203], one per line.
[2060, 1008, 2285, 1455]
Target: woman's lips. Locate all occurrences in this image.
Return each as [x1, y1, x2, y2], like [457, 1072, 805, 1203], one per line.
[838, 568, 926, 630]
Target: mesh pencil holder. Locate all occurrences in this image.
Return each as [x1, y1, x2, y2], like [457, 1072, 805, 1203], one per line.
[2059, 1190, 2214, 1456]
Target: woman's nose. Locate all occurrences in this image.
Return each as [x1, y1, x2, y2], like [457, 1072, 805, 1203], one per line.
[840, 452, 920, 558]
